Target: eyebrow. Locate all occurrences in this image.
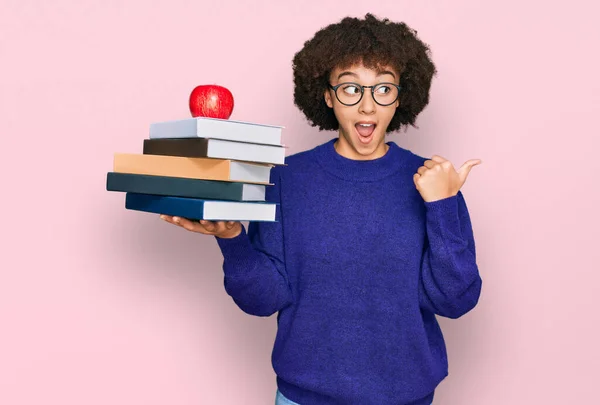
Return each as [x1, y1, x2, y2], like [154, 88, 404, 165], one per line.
[337, 70, 397, 80]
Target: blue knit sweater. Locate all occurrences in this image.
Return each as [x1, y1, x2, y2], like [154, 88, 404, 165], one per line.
[215, 138, 482, 405]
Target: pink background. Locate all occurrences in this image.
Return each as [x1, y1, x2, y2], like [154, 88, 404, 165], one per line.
[1, 0, 598, 404]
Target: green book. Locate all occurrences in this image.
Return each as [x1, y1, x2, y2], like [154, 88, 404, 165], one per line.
[106, 172, 266, 201]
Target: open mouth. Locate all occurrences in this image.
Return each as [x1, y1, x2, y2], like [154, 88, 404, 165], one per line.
[355, 122, 376, 144]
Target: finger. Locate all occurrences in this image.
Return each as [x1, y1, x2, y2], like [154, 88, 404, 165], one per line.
[186, 220, 217, 234]
[461, 158, 482, 169]
[160, 214, 181, 226]
[215, 221, 234, 233]
[173, 216, 198, 231]
[199, 220, 217, 232]
[430, 155, 447, 163]
[413, 173, 421, 188]
[417, 166, 428, 175]
[423, 160, 438, 169]
[441, 160, 454, 170]
[458, 159, 482, 181]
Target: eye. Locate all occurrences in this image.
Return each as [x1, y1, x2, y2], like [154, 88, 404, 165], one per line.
[375, 85, 391, 94]
[342, 84, 361, 95]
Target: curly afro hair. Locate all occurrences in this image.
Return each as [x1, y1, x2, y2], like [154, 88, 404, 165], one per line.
[292, 13, 437, 133]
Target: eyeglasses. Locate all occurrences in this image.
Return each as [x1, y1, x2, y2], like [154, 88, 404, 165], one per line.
[328, 82, 402, 106]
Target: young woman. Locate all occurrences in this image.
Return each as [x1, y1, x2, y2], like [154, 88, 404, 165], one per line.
[161, 13, 482, 405]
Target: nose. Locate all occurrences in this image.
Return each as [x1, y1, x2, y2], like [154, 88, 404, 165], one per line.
[358, 89, 376, 114]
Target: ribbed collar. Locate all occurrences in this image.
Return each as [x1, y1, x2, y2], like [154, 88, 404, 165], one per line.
[313, 138, 408, 182]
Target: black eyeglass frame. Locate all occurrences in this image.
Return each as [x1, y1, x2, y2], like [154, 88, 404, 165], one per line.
[328, 82, 402, 106]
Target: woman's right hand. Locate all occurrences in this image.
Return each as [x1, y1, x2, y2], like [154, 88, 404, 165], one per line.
[159, 215, 243, 239]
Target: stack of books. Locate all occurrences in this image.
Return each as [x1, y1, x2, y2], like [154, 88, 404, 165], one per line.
[106, 116, 286, 222]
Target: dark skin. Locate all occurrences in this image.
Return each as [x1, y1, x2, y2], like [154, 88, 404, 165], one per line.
[159, 215, 242, 239]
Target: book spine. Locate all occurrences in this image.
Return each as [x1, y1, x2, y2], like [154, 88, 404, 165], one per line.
[125, 193, 207, 220]
[106, 172, 248, 200]
[143, 138, 210, 158]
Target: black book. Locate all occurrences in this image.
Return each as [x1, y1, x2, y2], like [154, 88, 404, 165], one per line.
[143, 138, 286, 165]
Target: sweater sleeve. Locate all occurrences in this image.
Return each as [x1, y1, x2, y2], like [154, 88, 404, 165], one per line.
[214, 167, 294, 317]
[418, 190, 482, 319]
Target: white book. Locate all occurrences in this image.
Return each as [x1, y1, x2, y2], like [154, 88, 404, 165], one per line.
[149, 117, 284, 146]
[241, 184, 267, 201]
[207, 139, 286, 165]
[229, 160, 273, 184]
[203, 200, 276, 221]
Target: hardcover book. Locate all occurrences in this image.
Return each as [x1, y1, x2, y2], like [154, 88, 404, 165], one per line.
[125, 193, 277, 222]
[106, 172, 266, 201]
[149, 116, 283, 146]
[143, 137, 286, 165]
[113, 153, 273, 184]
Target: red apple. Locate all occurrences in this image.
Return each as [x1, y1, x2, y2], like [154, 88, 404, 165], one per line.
[189, 84, 234, 119]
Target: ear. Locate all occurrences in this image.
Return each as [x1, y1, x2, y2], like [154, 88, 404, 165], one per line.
[324, 89, 333, 108]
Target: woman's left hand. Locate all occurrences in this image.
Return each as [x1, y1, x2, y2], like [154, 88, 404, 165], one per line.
[413, 155, 482, 202]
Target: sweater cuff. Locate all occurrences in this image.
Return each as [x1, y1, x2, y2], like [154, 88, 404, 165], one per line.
[214, 225, 256, 278]
[423, 194, 461, 234]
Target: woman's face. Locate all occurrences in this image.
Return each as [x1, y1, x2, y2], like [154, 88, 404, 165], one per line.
[324, 63, 400, 161]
